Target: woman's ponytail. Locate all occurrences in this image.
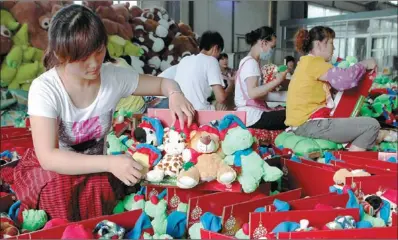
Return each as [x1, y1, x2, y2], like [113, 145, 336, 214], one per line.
[245, 30, 260, 46]
[295, 28, 310, 55]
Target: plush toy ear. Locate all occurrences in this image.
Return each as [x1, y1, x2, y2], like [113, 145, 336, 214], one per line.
[189, 130, 197, 140]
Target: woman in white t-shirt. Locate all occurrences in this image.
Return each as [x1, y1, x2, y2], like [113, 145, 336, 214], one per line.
[4, 5, 195, 221]
[235, 26, 288, 129]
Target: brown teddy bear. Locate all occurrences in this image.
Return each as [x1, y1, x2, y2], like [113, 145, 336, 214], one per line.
[176, 125, 237, 189]
[178, 22, 198, 41]
[160, 35, 199, 71]
[2, 1, 70, 50]
[84, 1, 133, 40]
[129, 5, 143, 18]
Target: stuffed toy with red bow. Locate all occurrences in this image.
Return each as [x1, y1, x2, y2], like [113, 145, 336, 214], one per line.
[132, 116, 165, 149]
[176, 124, 237, 189]
[145, 121, 197, 183]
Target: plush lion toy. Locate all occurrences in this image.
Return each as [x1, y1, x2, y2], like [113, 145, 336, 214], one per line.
[176, 125, 237, 189]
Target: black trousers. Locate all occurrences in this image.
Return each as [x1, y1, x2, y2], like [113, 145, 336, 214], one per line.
[249, 110, 287, 130]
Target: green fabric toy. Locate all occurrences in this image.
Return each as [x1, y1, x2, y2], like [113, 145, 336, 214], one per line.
[106, 133, 128, 155]
[221, 122, 283, 193]
[278, 65, 288, 72]
[362, 213, 386, 227]
[235, 228, 250, 239]
[380, 142, 397, 152]
[1, 24, 45, 90]
[337, 56, 358, 69]
[188, 222, 203, 239]
[275, 131, 344, 157]
[112, 201, 125, 214]
[22, 209, 48, 231]
[123, 193, 146, 211]
[0, 9, 20, 31]
[107, 35, 144, 58]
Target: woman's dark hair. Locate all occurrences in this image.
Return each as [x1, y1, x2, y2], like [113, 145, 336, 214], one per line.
[199, 31, 224, 52]
[285, 56, 295, 64]
[218, 53, 228, 61]
[43, 4, 108, 70]
[295, 26, 335, 55]
[245, 26, 276, 46]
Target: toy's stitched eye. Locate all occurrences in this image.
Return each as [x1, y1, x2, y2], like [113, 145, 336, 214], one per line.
[40, 17, 51, 30]
[178, 140, 181, 143]
[0, 26, 11, 38]
[149, 130, 154, 134]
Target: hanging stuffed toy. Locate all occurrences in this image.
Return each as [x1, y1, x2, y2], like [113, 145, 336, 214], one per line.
[176, 124, 236, 189]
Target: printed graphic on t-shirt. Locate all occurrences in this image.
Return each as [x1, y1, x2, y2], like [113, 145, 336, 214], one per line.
[58, 111, 112, 155]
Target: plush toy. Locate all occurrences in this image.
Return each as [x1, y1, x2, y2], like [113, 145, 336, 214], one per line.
[122, 187, 146, 211]
[22, 209, 48, 232]
[128, 143, 163, 176]
[84, 1, 133, 40]
[146, 126, 188, 182]
[129, 5, 143, 18]
[43, 218, 69, 230]
[332, 168, 371, 187]
[132, 116, 165, 148]
[336, 56, 358, 69]
[0, 23, 45, 91]
[261, 64, 287, 91]
[143, 192, 187, 239]
[275, 131, 344, 158]
[178, 22, 198, 41]
[362, 189, 397, 226]
[61, 224, 93, 239]
[93, 220, 125, 239]
[137, 16, 168, 38]
[3, 1, 70, 50]
[105, 132, 129, 155]
[142, 7, 170, 29]
[218, 115, 283, 193]
[160, 35, 199, 71]
[188, 212, 222, 239]
[0, 213, 19, 239]
[176, 124, 236, 189]
[107, 35, 144, 59]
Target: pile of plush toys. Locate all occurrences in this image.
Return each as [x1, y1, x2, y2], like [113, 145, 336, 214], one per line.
[106, 114, 283, 194]
[0, 1, 199, 90]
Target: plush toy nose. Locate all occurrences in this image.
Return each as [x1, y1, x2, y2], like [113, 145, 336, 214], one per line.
[200, 136, 211, 145]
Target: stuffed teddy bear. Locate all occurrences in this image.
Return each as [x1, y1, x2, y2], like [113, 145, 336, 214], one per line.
[142, 7, 169, 28]
[218, 115, 283, 193]
[84, 1, 133, 40]
[146, 126, 189, 182]
[129, 5, 143, 18]
[160, 35, 199, 71]
[136, 17, 168, 38]
[119, 55, 145, 74]
[332, 168, 371, 187]
[178, 22, 198, 41]
[3, 1, 69, 50]
[176, 124, 237, 189]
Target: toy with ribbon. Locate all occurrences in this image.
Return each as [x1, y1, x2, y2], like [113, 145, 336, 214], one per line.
[0, 213, 19, 239]
[188, 212, 222, 239]
[61, 224, 94, 239]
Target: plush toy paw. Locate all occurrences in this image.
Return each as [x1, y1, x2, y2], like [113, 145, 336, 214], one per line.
[217, 164, 236, 185]
[146, 169, 165, 182]
[177, 176, 198, 189]
[218, 171, 236, 184]
[238, 175, 258, 193]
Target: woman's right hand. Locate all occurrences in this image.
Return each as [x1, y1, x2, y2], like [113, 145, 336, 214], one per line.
[107, 154, 143, 186]
[360, 58, 377, 70]
[275, 70, 288, 84]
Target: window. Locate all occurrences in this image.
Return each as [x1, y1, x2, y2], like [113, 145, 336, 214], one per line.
[74, 1, 137, 6]
[307, 3, 350, 18]
[113, 1, 137, 6]
[390, 1, 398, 5]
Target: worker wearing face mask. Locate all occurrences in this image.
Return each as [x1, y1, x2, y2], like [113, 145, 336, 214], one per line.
[234, 26, 288, 130]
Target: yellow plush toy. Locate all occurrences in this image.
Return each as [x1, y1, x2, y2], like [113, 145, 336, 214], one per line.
[0, 23, 45, 91]
[107, 35, 144, 58]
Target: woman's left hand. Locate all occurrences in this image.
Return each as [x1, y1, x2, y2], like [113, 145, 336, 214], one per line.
[169, 92, 195, 129]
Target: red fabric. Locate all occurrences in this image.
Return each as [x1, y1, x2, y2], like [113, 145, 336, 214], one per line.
[309, 107, 331, 120]
[0, 149, 121, 223]
[249, 129, 283, 145]
[188, 148, 200, 165]
[198, 125, 220, 137]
